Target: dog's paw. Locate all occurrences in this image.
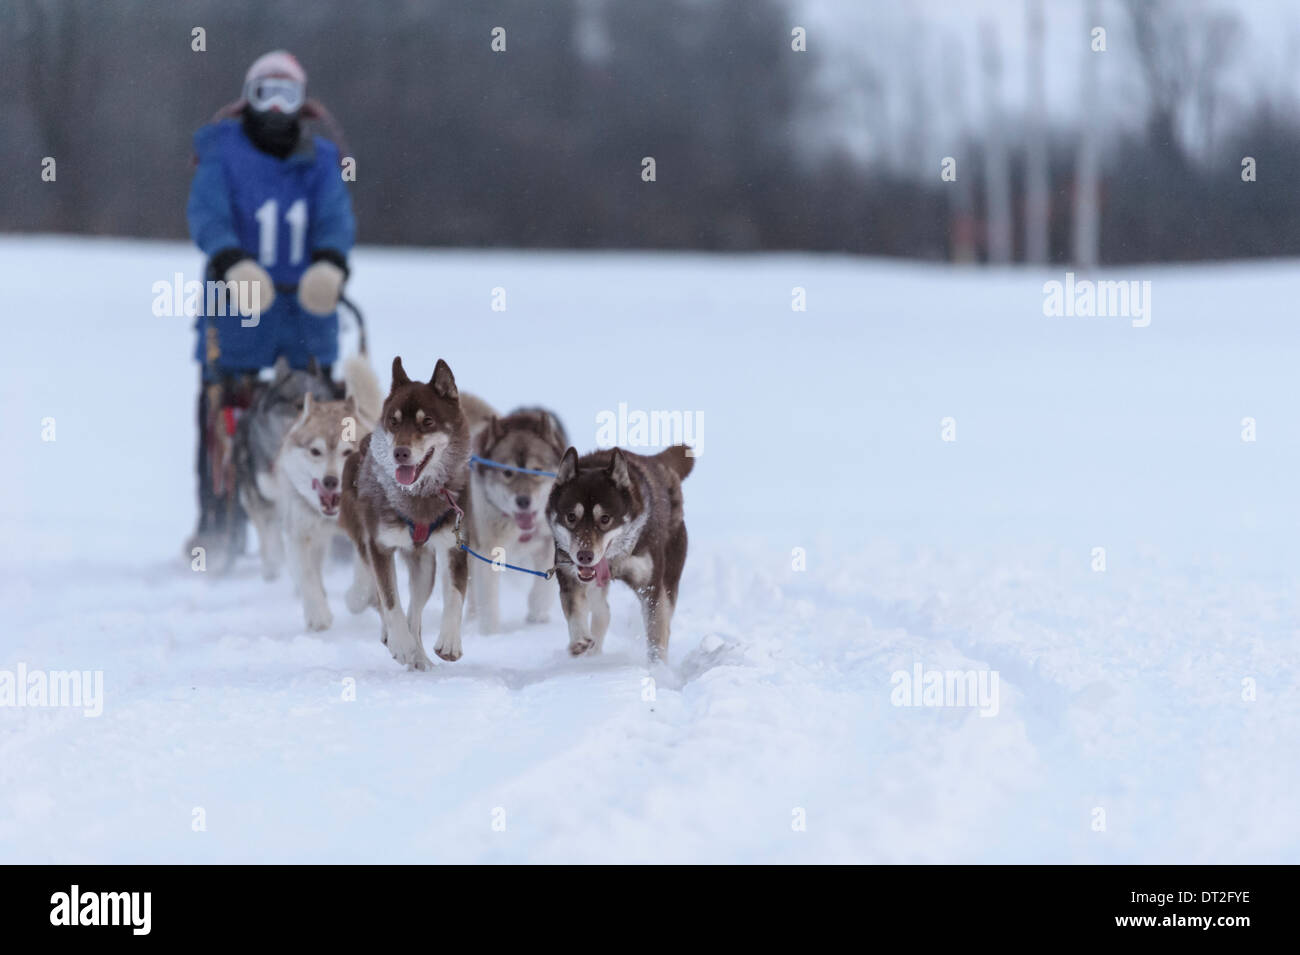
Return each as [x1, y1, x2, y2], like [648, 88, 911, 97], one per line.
[568, 636, 595, 656]
[525, 610, 550, 625]
[345, 586, 373, 614]
[393, 647, 433, 670]
[407, 648, 435, 671]
[385, 634, 433, 670]
[305, 604, 333, 631]
[433, 637, 463, 662]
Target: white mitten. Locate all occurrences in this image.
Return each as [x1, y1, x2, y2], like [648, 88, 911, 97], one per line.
[224, 259, 276, 316]
[298, 260, 345, 316]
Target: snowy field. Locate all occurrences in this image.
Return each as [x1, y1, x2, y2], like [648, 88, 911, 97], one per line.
[1, 235, 1297, 863]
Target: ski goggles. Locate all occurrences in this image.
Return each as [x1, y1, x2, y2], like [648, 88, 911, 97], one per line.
[244, 75, 305, 113]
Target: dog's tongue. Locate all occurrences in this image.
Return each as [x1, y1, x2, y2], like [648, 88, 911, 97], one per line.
[395, 465, 417, 485]
[578, 557, 612, 587]
[312, 480, 341, 512]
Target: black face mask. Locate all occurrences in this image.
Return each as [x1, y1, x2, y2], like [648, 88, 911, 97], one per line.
[242, 106, 301, 159]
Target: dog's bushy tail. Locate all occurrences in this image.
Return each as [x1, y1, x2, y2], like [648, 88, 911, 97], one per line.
[654, 444, 695, 481]
[342, 355, 383, 426]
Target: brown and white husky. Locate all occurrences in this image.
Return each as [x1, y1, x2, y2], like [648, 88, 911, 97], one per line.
[467, 408, 568, 632]
[339, 357, 493, 669]
[273, 355, 383, 630]
[546, 445, 693, 660]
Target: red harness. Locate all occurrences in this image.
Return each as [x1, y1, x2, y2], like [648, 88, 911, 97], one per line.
[402, 488, 462, 546]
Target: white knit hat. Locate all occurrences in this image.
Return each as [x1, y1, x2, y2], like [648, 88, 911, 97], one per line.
[244, 50, 307, 88]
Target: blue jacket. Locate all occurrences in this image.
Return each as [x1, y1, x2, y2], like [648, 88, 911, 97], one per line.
[187, 119, 355, 373]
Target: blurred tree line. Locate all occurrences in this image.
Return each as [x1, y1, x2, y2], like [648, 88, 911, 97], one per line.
[3, 0, 1299, 264]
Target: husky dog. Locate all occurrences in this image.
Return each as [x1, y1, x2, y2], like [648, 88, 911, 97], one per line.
[340, 357, 486, 669]
[234, 357, 340, 579]
[546, 445, 693, 660]
[459, 392, 499, 439]
[468, 408, 568, 632]
[274, 355, 383, 630]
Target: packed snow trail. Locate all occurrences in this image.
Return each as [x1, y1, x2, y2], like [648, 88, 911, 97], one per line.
[1, 238, 1296, 862]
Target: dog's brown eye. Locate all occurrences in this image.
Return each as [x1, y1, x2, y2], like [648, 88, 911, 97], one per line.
[342, 448, 353, 457]
[566, 512, 578, 525]
[599, 514, 611, 527]
[389, 415, 399, 428]
[310, 448, 322, 457]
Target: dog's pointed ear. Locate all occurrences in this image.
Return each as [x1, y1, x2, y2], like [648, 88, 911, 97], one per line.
[607, 447, 633, 491]
[430, 359, 458, 400]
[297, 391, 314, 424]
[556, 447, 579, 484]
[391, 356, 410, 387]
[489, 415, 505, 442]
[272, 355, 291, 384]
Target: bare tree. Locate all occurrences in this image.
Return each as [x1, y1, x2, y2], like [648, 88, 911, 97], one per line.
[19, 0, 91, 230]
[1072, 0, 1102, 269]
[1123, 0, 1193, 159]
[1024, 0, 1050, 264]
[980, 22, 1012, 264]
[1122, 0, 1241, 163]
[1188, 13, 1243, 160]
[940, 35, 976, 263]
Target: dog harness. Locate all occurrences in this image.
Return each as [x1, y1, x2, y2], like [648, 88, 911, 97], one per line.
[399, 487, 463, 545]
[402, 507, 454, 545]
[390, 480, 564, 579]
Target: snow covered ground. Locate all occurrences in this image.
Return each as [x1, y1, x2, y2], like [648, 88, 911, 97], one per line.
[1, 236, 1296, 863]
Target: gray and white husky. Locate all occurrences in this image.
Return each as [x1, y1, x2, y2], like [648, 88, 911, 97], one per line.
[234, 357, 339, 580]
[467, 408, 568, 632]
[273, 355, 383, 630]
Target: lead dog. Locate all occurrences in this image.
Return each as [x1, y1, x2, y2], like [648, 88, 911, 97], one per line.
[339, 357, 492, 669]
[546, 445, 693, 660]
[274, 355, 383, 630]
[468, 408, 568, 632]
